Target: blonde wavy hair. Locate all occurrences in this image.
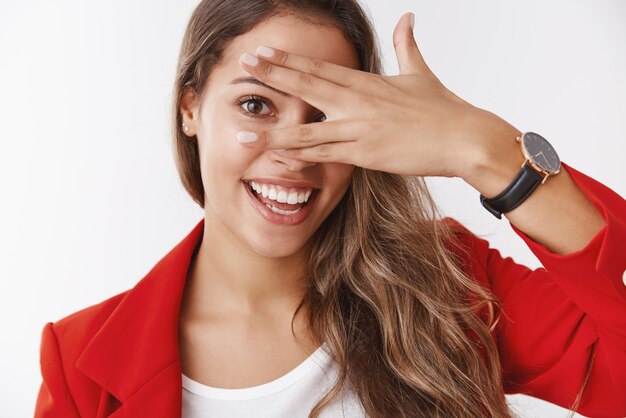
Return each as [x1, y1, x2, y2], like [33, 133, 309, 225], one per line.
[171, 1, 593, 416]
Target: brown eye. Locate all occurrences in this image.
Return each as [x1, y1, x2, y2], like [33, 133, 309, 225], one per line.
[243, 99, 265, 114]
[235, 94, 273, 118]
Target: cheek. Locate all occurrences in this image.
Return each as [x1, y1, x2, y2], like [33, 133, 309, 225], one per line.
[196, 130, 251, 211]
[316, 163, 354, 214]
[325, 163, 355, 192]
[201, 123, 252, 173]
[197, 99, 263, 171]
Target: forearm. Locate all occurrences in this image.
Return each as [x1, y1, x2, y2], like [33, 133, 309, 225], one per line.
[461, 111, 607, 255]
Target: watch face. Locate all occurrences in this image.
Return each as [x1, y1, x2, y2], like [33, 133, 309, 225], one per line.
[522, 132, 561, 173]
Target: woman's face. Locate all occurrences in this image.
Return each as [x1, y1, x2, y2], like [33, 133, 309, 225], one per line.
[181, 14, 359, 258]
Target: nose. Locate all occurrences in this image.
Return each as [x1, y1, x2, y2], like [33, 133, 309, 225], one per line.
[267, 111, 320, 171]
[269, 150, 317, 171]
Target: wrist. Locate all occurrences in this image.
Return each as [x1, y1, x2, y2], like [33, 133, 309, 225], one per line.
[461, 110, 525, 197]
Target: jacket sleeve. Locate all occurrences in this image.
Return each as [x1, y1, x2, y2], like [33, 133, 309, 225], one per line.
[34, 322, 81, 418]
[445, 162, 626, 418]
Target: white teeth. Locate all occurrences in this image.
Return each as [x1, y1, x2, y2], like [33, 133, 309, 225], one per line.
[249, 181, 314, 203]
[287, 191, 299, 204]
[277, 190, 288, 203]
[265, 203, 302, 215]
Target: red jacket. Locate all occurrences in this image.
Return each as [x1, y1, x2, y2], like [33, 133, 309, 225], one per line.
[34, 162, 626, 418]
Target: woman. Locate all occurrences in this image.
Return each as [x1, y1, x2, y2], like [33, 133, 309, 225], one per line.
[34, 1, 626, 417]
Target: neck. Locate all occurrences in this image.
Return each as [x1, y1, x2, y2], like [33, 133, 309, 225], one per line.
[182, 213, 312, 321]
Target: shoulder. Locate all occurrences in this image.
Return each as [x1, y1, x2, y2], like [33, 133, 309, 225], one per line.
[439, 216, 488, 255]
[438, 216, 494, 279]
[54, 289, 128, 332]
[40, 290, 130, 362]
[36, 291, 132, 415]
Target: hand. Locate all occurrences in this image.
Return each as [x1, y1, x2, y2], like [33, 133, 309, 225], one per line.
[237, 12, 509, 179]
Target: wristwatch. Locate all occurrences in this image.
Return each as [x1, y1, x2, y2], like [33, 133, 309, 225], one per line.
[480, 131, 561, 219]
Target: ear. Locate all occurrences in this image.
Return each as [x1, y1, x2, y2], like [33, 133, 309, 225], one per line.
[180, 86, 200, 136]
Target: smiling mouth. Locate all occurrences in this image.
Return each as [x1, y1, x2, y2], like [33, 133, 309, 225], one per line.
[241, 179, 320, 225]
[242, 180, 319, 212]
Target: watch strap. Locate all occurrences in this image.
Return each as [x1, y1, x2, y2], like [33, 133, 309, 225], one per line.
[479, 164, 543, 219]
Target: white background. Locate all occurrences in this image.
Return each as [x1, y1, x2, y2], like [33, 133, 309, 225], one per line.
[1, 0, 624, 416]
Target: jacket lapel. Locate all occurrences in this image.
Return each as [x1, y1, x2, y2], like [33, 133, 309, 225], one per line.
[76, 218, 205, 417]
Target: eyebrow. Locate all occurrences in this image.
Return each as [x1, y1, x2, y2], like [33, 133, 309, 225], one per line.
[229, 76, 291, 97]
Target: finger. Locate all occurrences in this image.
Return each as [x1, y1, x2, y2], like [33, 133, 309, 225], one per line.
[392, 12, 433, 75]
[273, 141, 357, 165]
[253, 45, 371, 89]
[239, 52, 344, 114]
[240, 120, 361, 150]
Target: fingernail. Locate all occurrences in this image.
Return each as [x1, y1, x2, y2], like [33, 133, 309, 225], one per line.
[237, 131, 257, 143]
[256, 45, 274, 58]
[409, 13, 415, 31]
[240, 52, 258, 67]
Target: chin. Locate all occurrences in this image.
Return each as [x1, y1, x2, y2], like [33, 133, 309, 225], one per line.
[245, 232, 312, 259]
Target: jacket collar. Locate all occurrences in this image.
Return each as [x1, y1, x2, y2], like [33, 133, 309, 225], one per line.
[76, 217, 205, 413]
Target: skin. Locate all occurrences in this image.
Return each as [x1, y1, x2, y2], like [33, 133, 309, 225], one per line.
[236, 12, 606, 256]
[178, 14, 359, 388]
[177, 11, 606, 389]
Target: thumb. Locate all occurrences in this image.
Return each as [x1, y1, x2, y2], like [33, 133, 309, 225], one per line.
[393, 12, 433, 75]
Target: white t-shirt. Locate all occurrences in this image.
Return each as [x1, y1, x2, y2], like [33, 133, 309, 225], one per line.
[182, 342, 367, 417]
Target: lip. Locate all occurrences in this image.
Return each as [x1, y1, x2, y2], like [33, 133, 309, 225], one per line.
[242, 177, 320, 190]
[242, 180, 319, 226]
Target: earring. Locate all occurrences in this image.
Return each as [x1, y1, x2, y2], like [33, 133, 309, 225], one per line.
[182, 123, 189, 133]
